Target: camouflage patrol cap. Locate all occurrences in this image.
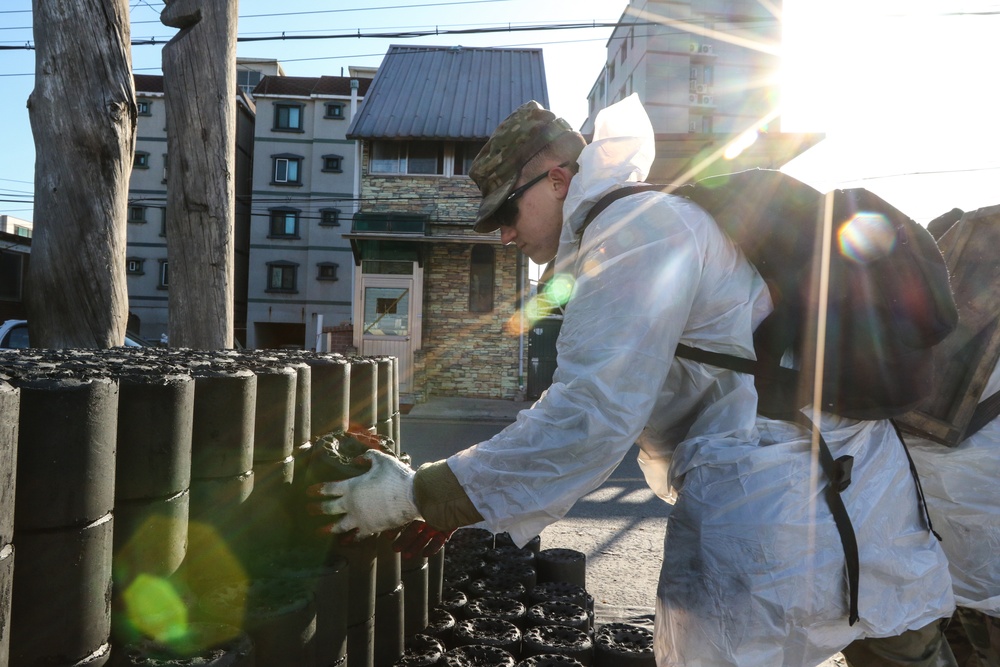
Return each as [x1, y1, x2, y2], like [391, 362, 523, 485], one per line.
[469, 101, 576, 233]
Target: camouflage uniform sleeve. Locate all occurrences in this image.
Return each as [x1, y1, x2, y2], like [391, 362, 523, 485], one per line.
[412, 459, 484, 532]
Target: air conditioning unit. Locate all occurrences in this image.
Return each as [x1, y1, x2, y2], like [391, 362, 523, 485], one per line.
[690, 42, 699, 53]
[689, 120, 699, 132]
[700, 43, 713, 54]
[696, 84, 706, 94]
[701, 95, 714, 105]
[689, 93, 698, 103]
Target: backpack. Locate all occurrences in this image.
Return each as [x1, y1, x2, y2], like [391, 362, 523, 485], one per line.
[581, 168, 959, 624]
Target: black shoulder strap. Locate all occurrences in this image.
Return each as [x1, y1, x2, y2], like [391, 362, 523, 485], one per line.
[581, 184, 665, 233]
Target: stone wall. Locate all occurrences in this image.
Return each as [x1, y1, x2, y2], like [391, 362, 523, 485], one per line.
[365, 173, 476, 226]
[421, 243, 523, 400]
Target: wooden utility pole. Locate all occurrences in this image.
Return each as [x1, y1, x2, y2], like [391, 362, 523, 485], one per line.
[161, 0, 239, 349]
[27, 0, 134, 348]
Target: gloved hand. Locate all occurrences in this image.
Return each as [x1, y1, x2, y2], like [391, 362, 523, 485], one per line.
[393, 520, 454, 559]
[307, 449, 420, 539]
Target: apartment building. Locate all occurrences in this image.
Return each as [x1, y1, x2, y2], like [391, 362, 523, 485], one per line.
[127, 73, 256, 344]
[246, 70, 374, 350]
[583, 0, 821, 181]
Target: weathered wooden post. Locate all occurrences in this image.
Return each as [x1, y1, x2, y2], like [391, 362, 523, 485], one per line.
[27, 0, 134, 348]
[160, 0, 239, 349]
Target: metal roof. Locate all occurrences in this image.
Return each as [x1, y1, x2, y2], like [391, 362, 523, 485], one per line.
[346, 45, 549, 141]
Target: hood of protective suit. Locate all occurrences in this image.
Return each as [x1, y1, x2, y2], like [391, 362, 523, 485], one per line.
[562, 94, 655, 241]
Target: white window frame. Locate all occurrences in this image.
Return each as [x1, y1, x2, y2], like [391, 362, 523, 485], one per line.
[273, 155, 302, 184]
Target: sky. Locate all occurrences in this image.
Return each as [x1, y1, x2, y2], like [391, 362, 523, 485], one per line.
[1, 0, 999, 225]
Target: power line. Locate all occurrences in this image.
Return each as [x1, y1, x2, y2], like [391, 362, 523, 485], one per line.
[0, 16, 775, 50]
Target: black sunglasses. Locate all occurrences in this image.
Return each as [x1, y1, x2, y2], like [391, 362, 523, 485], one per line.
[495, 161, 573, 228]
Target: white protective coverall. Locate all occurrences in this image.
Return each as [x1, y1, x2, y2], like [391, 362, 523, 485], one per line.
[447, 95, 954, 666]
[906, 358, 1000, 616]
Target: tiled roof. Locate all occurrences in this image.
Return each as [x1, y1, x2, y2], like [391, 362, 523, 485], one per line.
[134, 74, 164, 94]
[346, 45, 549, 141]
[252, 75, 373, 98]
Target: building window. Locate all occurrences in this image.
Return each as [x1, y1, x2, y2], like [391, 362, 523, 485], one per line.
[137, 100, 152, 115]
[237, 69, 262, 95]
[317, 262, 339, 281]
[704, 66, 715, 87]
[272, 155, 303, 185]
[128, 205, 147, 223]
[266, 261, 298, 292]
[370, 142, 402, 174]
[273, 103, 304, 131]
[454, 141, 486, 176]
[160, 209, 168, 237]
[607, 60, 615, 83]
[269, 208, 300, 238]
[162, 153, 169, 183]
[126, 258, 145, 275]
[321, 154, 343, 173]
[14, 226, 31, 238]
[134, 151, 150, 169]
[469, 244, 495, 312]
[158, 260, 169, 289]
[407, 142, 444, 175]
[324, 102, 345, 119]
[370, 141, 448, 175]
[620, 40, 627, 65]
[319, 208, 341, 226]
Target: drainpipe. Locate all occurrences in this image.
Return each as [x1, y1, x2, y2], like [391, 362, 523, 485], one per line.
[350, 78, 361, 331]
[350, 79, 361, 215]
[517, 252, 526, 396]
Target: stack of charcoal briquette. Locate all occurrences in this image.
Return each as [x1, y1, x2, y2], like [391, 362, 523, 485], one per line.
[393, 526, 656, 667]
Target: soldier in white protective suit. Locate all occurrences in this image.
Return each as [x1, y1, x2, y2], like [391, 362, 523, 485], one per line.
[903, 357, 1000, 666]
[310, 95, 956, 666]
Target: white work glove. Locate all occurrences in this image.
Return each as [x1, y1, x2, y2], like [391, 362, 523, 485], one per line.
[308, 449, 420, 539]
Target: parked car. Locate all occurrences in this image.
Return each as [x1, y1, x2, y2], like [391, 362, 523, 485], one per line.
[0, 319, 151, 349]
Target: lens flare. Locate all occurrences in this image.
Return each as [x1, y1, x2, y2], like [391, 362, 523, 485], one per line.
[505, 274, 577, 336]
[543, 274, 575, 307]
[838, 213, 896, 264]
[123, 574, 189, 643]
